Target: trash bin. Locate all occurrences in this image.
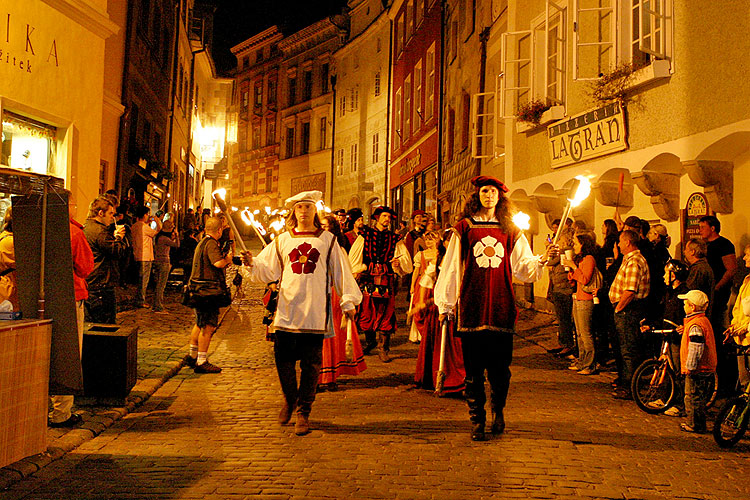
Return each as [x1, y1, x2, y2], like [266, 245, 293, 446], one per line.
[82, 324, 138, 398]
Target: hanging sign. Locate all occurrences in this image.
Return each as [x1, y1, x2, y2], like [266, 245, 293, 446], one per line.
[548, 102, 627, 168]
[683, 192, 710, 242]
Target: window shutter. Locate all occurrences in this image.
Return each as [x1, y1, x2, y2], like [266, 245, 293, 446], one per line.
[638, 0, 667, 59]
[572, 0, 616, 81]
[500, 30, 533, 118]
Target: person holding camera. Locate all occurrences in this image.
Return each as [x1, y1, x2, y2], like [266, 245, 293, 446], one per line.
[131, 206, 162, 308]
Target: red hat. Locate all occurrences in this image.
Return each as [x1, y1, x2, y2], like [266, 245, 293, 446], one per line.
[411, 210, 426, 219]
[470, 175, 508, 193]
[372, 206, 396, 218]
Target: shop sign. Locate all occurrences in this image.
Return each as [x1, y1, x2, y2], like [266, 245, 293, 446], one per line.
[0, 13, 61, 74]
[291, 172, 325, 195]
[548, 102, 627, 168]
[399, 149, 421, 177]
[683, 192, 710, 241]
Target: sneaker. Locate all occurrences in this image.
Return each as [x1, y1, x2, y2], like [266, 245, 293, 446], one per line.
[49, 413, 82, 428]
[568, 364, 581, 371]
[185, 356, 197, 368]
[295, 414, 310, 436]
[646, 399, 665, 409]
[194, 361, 222, 374]
[664, 406, 684, 417]
[578, 368, 595, 375]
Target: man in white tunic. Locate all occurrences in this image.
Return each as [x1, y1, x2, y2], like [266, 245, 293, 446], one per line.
[242, 191, 362, 436]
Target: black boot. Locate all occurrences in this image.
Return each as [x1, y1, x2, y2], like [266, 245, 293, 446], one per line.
[362, 330, 377, 355]
[490, 410, 505, 434]
[377, 332, 391, 363]
[471, 422, 487, 441]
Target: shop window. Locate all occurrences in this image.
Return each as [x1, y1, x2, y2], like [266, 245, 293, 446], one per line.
[1, 111, 58, 175]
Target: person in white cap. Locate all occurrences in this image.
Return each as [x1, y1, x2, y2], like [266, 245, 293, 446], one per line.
[677, 289, 717, 433]
[241, 190, 362, 436]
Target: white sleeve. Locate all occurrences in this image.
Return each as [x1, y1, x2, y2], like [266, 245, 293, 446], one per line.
[393, 239, 413, 276]
[330, 240, 363, 312]
[510, 233, 546, 283]
[434, 232, 461, 315]
[244, 238, 283, 283]
[419, 262, 437, 289]
[349, 235, 366, 274]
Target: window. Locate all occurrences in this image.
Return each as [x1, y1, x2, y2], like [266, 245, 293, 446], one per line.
[537, 2, 566, 104]
[396, 14, 404, 55]
[256, 49, 264, 63]
[321, 63, 329, 93]
[253, 171, 259, 194]
[242, 56, 249, 69]
[376, 37, 381, 53]
[336, 148, 344, 175]
[265, 168, 273, 192]
[350, 144, 358, 172]
[394, 88, 402, 149]
[241, 87, 249, 114]
[463, 0, 476, 40]
[339, 95, 346, 117]
[374, 71, 381, 97]
[404, 75, 412, 140]
[461, 91, 471, 150]
[254, 83, 262, 107]
[301, 122, 310, 155]
[416, 0, 424, 26]
[252, 126, 261, 149]
[319, 117, 327, 150]
[286, 126, 295, 157]
[372, 133, 379, 163]
[303, 70, 312, 101]
[238, 173, 245, 197]
[414, 61, 423, 131]
[142, 120, 151, 149]
[447, 107, 455, 160]
[349, 86, 359, 112]
[407, 1, 414, 40]
[288, 77, 296, 106]
[266, 121, 276, 146]
[450, 19, 458, 63]
[268, 80, 277, 106]
[99, 160, 108, 193]
[426, 44, 435, 122]
[153, 131, 162, 158]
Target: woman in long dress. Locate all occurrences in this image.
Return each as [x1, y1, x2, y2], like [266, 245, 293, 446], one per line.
[318, 215, 367, 390]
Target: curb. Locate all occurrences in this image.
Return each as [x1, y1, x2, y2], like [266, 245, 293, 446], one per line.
[0, 307, 236, 492]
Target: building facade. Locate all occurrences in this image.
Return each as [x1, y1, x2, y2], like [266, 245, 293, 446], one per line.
[330, 0, 391, 215]
[278, 17, 347, 206]
[388, 0, 442, 223]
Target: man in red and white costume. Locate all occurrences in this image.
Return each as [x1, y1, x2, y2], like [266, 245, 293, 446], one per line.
[435, 176, 557, 441]
[242, 190, 362, 436]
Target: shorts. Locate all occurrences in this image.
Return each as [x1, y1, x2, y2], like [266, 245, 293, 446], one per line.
[195, 306, 219, 328]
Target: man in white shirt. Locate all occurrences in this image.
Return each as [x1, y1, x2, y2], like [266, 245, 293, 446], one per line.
[131, 206, 161, 308]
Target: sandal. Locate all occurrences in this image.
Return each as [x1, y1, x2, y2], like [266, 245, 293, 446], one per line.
[680, 423, 706, 433]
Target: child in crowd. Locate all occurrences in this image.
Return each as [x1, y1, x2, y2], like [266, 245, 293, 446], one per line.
[677, 290, 717, 433]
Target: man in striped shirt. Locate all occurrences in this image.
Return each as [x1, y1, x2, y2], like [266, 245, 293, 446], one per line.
[609, 230, 650, 399]
[677, 290, 717, 433]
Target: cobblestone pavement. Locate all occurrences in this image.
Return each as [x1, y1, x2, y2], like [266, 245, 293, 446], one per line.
[4, 292, 750, 499]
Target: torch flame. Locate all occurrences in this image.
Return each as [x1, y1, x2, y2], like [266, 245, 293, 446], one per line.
[512, 211, 531, 231]
[212, 188, 226, 200]
[264, 206, 271, 215]
[569, 175, 591, 208]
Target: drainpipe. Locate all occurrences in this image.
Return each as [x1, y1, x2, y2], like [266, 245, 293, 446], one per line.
[329, 75, 337, 206]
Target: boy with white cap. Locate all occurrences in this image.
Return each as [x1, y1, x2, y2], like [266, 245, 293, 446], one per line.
[241, 191, 362, 436]
[677, 289, 717, 433]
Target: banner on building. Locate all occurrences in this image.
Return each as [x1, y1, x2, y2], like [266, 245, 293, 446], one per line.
[548, 103, 627, 168]
[291, 173, 326, 196]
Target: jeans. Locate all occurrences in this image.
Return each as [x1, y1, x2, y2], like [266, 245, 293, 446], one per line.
[572, 298, 595, 370]
[461, 332, 513, 425]
[274, 331, 324, 416]
[137, 260, 153, 306]
[153, 262, 171, 310]
[613, 300, 646, 388]
[549, 292, 575, 349]
[685, 372, 714, 430]
[85, 287, 117, 324]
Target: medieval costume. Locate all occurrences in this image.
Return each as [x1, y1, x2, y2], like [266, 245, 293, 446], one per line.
[319, 287, 367, 387]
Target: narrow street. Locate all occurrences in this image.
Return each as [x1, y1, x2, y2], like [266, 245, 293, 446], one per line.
[3, 290, 749, 500]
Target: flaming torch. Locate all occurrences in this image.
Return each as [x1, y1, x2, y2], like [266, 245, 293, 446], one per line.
[552, 175, 591, 245]
[211, 188, 248, 252]
[512, 211, 531, 232]
[241, 208, 268, 248]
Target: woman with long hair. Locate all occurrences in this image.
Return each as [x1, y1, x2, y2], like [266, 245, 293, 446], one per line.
[434, 176, 556, 441]
[564, 232, 599, 374]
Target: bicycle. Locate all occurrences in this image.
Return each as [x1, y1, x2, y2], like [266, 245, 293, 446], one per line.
[713, 345, 750, 448]
[631, 319, 718, 414]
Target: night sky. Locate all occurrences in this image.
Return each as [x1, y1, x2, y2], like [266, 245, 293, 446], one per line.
[212, 0, 350, 74]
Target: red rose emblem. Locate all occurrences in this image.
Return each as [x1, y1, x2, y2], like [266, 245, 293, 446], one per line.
[289, 242, 320, 274]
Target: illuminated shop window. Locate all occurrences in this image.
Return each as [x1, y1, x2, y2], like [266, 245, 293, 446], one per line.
[1, 111, 57, 175]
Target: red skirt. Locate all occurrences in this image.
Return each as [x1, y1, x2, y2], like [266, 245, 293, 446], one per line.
[414, 303, 465, 394]
[319, 289, 367, 384]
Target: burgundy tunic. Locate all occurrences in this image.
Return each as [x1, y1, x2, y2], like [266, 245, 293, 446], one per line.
[454, 218, 518, 334]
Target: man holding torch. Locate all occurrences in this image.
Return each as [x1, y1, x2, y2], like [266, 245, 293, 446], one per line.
[435, 176, 559, 441]
[240, 191, 361, 436]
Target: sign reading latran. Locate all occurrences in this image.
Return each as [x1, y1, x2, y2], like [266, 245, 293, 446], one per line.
[291, 172, 326, 196]
[548, 103, 627, 168]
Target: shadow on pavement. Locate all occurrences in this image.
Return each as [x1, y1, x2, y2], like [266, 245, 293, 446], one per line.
[316, 418, 467, 436]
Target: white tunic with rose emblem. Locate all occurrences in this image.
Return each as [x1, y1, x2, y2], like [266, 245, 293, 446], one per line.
[244, 229, 362, 337]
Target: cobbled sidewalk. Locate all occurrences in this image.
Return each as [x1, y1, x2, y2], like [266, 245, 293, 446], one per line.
[2, 290, 750, 499]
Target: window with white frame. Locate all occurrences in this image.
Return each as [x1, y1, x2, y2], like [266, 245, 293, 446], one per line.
[336, 148, 344, 175]
[396, 14, 404, 55]
[404, 74, 412, 141]
[350, 143, 358, 172]
[339, 95, 346, 117]
[426, 44, 435, 122]
[372, 133, 379, 163]
[414, 60, 423, 131]
[407, 1, 414, 40]
[350, 86, 359, 112]
[394, 88, 402, 149]
[573, 0, 673, 80]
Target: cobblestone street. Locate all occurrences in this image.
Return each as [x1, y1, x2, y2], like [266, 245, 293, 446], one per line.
[3, 283, 750, 500]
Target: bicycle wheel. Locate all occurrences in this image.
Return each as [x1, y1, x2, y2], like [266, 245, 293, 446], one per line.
[713, 396, 749, 448]
[705, 373, 719, 409]
[632, 359, 676, 414]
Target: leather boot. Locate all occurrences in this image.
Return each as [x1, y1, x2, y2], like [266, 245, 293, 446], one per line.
[278, 401, 294, 425]
[471, 422, 487, 441]
[490, 410, 505, 434]
[362, 330, 377, 355]
[295, 413, 310, 436]
[377, 333, 391, 363]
